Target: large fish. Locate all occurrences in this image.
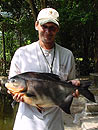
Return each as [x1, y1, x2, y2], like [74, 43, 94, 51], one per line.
[5, 72, 95, 114]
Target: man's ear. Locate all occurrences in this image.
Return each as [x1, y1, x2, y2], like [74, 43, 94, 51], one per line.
[57, 26, 59, 32]
[35, 21, 39, 30]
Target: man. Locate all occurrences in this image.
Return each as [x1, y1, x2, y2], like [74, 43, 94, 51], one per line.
[9, 8, 79, 130]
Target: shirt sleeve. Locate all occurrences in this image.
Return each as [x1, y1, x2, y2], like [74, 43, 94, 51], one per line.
[9, 49, 21, 78]
[67, 53, 76, 80]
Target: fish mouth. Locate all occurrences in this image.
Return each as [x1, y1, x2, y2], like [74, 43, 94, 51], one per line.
[5, 83, 25, 93]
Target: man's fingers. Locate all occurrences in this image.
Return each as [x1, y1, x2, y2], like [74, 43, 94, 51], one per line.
[7, 90, 11, 94]
[13, 93, 24, 102]
[7, 89, 24, 102]
[71, 80, 80, 86]
[72, 89, 79, 98]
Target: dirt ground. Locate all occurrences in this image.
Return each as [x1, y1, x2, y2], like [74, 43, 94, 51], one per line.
[63, 96, 87, 130]
[63, 113, 82, 130]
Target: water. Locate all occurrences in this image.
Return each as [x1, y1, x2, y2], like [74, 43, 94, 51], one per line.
[0, 95, 18, 130]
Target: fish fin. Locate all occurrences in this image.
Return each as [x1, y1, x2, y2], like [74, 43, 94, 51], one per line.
[79, 80, 96, 102]
[80, 80, 92, 88]
[79, 89, 96, 102]
[36, 104, 45, 111]
[43, 73, 61, 81]
[60, 95, 73, 114]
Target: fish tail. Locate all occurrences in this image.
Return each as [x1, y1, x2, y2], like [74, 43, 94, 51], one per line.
[79, 80, 96, 103]
[60, 95, 73, 114]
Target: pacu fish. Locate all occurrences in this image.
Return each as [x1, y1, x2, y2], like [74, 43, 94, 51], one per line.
[5, 72, 96, 114]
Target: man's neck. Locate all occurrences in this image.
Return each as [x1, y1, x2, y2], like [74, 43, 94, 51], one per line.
[39, 40, 55, 50]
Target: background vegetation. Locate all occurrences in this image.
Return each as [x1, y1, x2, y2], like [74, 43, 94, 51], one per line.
[0, 0, 98, 77]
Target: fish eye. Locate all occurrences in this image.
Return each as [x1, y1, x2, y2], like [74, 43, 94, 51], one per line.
[10, 79, 16, 83]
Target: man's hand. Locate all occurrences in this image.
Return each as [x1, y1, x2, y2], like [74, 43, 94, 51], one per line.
[13, 93, 24, 102]
[70, 79, 80, 98]
[7, 90, 24, 102]
[71, 79, 80, 86]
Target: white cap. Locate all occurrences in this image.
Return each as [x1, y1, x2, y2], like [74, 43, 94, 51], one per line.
[37, 8, 59, 26]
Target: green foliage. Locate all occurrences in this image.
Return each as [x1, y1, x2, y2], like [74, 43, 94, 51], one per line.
[0, 0, 98, 76]
[56, 0, 98, 75]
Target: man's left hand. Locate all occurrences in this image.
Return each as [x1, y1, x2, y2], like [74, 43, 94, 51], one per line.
[70, 79, 80, 98]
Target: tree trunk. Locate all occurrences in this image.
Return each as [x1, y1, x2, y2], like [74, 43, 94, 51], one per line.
[27, 0, 38, 21]
[27, 0, 47, 21]
[19, 30, 22, 47]
[40, 0, 47, 9]
[94, 30, 98, 72]
[94, 0, 98, 72]
[2, 24, 6, 75]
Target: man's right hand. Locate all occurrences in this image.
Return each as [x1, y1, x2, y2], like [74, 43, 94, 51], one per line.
[7, 90, 24, 102]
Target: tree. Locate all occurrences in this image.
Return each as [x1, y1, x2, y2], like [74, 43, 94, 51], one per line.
[57, 0, 98, 75]
[93, 0, 98, 72]
[0, 0, 98, 76]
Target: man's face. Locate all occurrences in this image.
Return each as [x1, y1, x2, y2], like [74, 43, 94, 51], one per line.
[36, 22, 59, 44]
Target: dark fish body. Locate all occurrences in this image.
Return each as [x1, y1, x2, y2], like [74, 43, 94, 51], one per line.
[5, 72, 96, 114]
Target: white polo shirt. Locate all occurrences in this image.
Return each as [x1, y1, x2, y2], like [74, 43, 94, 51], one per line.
[9, 41, 75, 130]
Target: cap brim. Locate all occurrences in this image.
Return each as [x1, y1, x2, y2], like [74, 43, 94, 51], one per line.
[39, 19, 59, 26]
